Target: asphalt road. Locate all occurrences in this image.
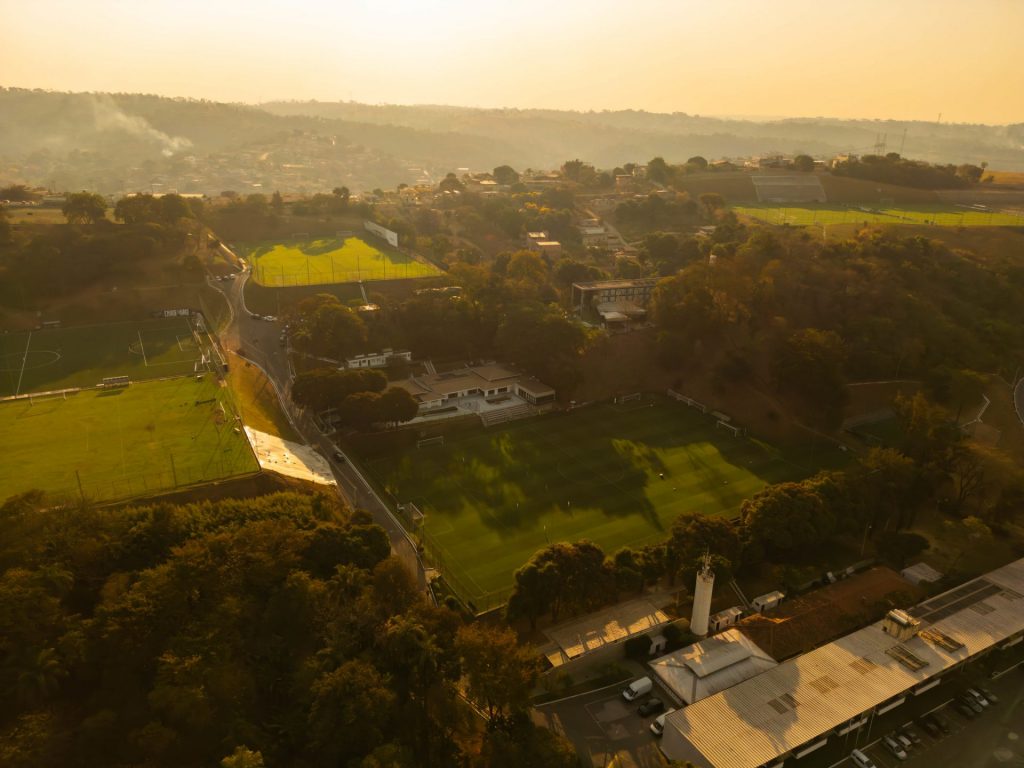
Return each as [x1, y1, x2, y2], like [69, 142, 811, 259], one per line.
[208, 248, 426, 589]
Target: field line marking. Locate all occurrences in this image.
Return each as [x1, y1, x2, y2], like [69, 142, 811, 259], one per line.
[137, 330, 148, 367]
[14, 331, 32, 396]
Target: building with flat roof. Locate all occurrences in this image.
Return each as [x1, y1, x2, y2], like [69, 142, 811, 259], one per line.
[571, 278, 660, 328]
[660, 556, 1024, 768]
[650, 629, 777, 706]
[540, 598, 671, 669]
[344, 348, 411, 370]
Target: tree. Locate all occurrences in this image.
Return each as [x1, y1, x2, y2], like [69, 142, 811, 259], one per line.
[439, 173, 464, 193]
[62, 192, 107, 224]
[307, 660, 397, 765]
[666, 513, 742, 581]
[774, 328, 849, 429]
[492, 165, 519, 186]
[741, 478, 836, 557]
[697, 192, 726, 219]
[377, 387, 419, 427]
[333, 186, 350, 204]
[876, 532, 929, 568]
[221, 746, 265, 768]
[456, 624, 538, 722]
[646, 156, 672, 185]
[686, 156, 708, 171]
[338, 391, 382, 431]
[792, 154, 815, 172]
[289, 294, 368, 360]
[270, 191, 283, 212]
[0, 207, 11, 244]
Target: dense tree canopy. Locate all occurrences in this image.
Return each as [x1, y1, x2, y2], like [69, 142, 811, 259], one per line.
[0, 490, 572, 768]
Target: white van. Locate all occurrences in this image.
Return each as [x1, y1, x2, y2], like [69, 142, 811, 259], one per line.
[850, 749, 877, 768]
[650, 708, 676, 736]
[622, 677, 653, 702]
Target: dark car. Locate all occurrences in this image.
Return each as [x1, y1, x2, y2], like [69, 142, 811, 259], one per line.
[918, 717, 942, 738]
[959, 694, 983, 714]
[898, 726, 922, 746]
[979, 687, 999, 705]
[638, 698, 665, 717]
[921, 713, 951, 735]
[953, 700, 976, 719]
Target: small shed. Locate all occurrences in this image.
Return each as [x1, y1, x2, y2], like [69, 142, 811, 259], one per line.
[901, 562, 943, 586]
[752, 590, 786, 613]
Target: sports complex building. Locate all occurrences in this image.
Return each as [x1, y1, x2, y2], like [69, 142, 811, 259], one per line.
[659, 556, 1024, 768]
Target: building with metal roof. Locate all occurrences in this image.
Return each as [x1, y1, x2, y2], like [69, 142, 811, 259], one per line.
[660, 556, 1024, 768]
[649, 629, 778, 706]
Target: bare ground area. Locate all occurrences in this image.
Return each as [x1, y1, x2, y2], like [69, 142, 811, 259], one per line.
[737, 566, 923, 660]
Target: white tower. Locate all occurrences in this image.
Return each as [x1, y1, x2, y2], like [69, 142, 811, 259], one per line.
[690, 552, 715, 637]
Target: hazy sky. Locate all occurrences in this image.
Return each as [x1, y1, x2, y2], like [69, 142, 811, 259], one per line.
[2, 0, 1022, 123]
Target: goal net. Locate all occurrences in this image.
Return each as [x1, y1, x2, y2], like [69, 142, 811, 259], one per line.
[616, 392, 641, 404]
[417, 436, 445, 449]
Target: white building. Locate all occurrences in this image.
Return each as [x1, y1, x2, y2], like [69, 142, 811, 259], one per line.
[660, 556, 1024, 768]
[649, 629, 777, 706]
[344, 348, 412, 370]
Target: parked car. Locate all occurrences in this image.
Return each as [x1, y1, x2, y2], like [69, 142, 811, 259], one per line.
[918, 717, 942, 738]
[954, 700, 977, 719]
[850, 748, 878, 768]
[638, 698, 665, 717]
[892, 730, 913, 751]
[882, 734, 908, 761]
[979, 687, 999, 704]
[622, 677, 652, 702]
[650, 709, 676, 736]
[959, 694, 983, 714]
[966, 688, 990, 707]
[898, 726, 921, 746]
[921, 713, 951, 735]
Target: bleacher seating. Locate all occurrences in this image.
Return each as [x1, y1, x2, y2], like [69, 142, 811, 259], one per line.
[479, 403, 535, 427]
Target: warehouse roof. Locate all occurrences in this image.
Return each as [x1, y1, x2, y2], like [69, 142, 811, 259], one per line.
[650, 629, 777, 705]
[663, 556, 1024, 768]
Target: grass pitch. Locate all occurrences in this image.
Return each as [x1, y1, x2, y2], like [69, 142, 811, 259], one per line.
[0, 376, 258, 503]
[734, 204, 1024, 228]
[247, 236, 442, 287]
[364, 396, 827, 606]
[0, 317, 204, 397]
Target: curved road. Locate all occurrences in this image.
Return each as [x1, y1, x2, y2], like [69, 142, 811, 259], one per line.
[209, 249, 426, 589]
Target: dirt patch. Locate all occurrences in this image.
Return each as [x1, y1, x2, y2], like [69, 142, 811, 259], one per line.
[737, 566, 922, 660]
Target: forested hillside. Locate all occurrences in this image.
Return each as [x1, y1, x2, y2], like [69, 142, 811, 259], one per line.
[0, 491, 570, 768]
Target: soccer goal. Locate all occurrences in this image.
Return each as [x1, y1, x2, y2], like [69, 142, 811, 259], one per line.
[100, 376, 130, 389]
[417, 436, 445, 449]
[716, 420, 744, 437]
[405, 502, 426, 529]
[617, 392, 642, 404]
[28, 387, 79, 404]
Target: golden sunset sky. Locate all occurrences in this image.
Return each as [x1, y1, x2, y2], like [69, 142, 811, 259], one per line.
[2, 0, 1021, 123]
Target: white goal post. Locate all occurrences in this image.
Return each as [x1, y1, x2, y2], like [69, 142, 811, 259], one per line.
[716, 420, 745, 437]
[416, 436, 445, 449]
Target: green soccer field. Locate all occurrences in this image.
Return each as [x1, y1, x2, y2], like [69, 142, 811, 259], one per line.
[363, 397, 827, 608]
[0, 376, 258, 503]
[246, 236, 442, 287]
[733, 204, 1024, 227]
[0, 317, 205, 397]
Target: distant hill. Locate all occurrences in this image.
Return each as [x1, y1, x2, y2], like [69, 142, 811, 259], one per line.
[262, 100, 1024, 171]
[1, 87, 1022, 195]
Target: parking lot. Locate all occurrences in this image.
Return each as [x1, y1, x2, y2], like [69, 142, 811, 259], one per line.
[818, 663, 1023, 768]
[534, 649, 1022, 768]
[534, 677, 676, 767]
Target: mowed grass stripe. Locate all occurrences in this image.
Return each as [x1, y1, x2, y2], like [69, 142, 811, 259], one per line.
[247, 236, 442, 287]
[0, 377, 257, 503]
[363, 397, 824, 601]
[0, 317, 201, 397]
[734, 204, 1024, 227]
